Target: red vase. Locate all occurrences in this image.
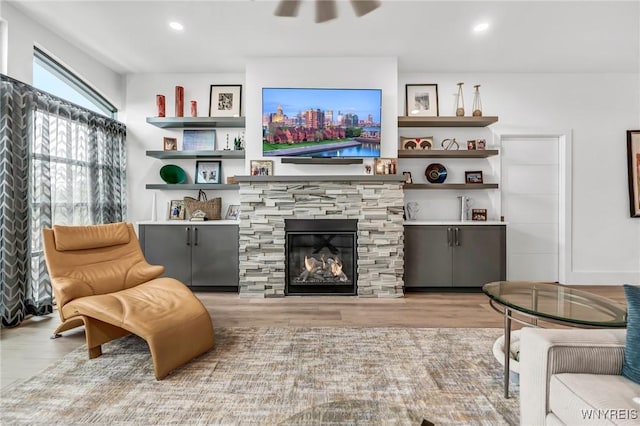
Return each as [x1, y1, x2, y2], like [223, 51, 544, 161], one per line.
[156, 94, 165, 117]
[175, 86, 184, 117]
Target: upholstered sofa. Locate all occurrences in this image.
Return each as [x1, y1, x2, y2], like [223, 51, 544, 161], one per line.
[519, 327, 639, 425]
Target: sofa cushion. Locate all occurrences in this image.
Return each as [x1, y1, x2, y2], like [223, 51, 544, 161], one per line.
[549, 373, 640, 425]
[622, 284, 640, 384]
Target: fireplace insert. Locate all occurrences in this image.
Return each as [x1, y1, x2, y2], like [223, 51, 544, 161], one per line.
[285, 219, 357, 295]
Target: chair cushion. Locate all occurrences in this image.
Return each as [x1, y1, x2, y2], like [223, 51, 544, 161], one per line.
[61, 277, 208, 338]
[549, 373, 640, 425]
[53, 222, 130, 251]
[622, 284, 640, 384]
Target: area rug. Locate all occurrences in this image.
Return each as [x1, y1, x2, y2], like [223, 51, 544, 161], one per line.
[1, 327, 519, 425]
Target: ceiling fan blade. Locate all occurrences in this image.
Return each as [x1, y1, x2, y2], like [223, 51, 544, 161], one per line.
[274, 0, 301, 17]
[350, 0, 381, 17]
[316, 0, 337, 23]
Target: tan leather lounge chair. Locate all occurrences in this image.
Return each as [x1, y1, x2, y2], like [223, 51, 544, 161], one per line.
[43, 222, 214, 379]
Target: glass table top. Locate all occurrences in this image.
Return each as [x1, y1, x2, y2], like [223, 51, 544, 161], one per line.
[482, 281, 627, 327]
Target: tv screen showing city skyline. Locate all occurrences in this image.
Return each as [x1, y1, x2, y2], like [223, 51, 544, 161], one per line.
[262, 87, 382, 158]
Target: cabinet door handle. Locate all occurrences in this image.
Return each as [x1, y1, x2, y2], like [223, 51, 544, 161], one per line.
[455, 227, 461, 246]
[186, 227, 191, 246]
[194, 227, 199, 246]
[447, 227, 452, 247]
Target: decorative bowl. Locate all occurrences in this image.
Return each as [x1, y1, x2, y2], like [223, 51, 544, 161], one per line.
[425, 163, 447, 183]
[159, 164, 187, 184]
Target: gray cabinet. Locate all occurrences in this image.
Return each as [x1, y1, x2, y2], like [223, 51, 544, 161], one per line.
[404, 225, 506, 288]
[139, 224, 239, 289]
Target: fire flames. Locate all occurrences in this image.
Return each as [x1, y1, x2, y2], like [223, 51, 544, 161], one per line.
[298, 254, 348, 282]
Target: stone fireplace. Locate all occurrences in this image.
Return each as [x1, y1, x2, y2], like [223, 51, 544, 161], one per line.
[236, 175, 405, 298]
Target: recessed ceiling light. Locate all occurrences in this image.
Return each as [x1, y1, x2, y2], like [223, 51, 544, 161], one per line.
[169, 21, 184, 31]
[474, 22, 489, 32]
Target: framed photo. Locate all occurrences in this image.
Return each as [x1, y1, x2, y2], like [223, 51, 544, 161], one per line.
[400, 136, 433, 150]
[476, 139, 486, 150]
[472, 209, 487, 221]
[374, 158, 398, 175]
[467, 140, 477, 150]
[250, 160, 273, 176]
[465, 171, 484, 184]
[183, 129, 216, 151]
[169, 200, 185, 220]
[209, 84, 242, 117]
[402, 171, 413, 184]
[225, 204, 240, 220]
[163, 137, 177, 151]
[405, 84, 439, 117]
[195, 160, 221, 184]
[628, 130, 640, 217]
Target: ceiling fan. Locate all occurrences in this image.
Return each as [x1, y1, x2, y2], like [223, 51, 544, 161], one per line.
[274, 0, 381, 23]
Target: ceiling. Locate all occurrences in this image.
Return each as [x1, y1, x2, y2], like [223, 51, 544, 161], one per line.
[7, 0, 640, 75]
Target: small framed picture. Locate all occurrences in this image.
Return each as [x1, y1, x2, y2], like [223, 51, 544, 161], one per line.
[628, 130, 640, 217]
[169, 200, 185, 220]
[250, 160, 273, 176]
[402, 171, 413, 184]
[467, 140, 477, 150]
[472, 209, 487, 221]
[405, 84, 439, 117]
[476, 139, 486, 150]
[183, 129, 216, 151]
[163, 137, 177, 151]
[209, 84, 242, 117]
[225, 204, 240, 220]
[400, 136, 433, 150]
[374, 158, 398, 175]
[195, 161, 221, 184]
[465, 171, 484, 184]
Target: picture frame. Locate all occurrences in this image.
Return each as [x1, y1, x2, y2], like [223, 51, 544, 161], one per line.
[183, 129, 216, 151]
[467, 140, 477, 150]
[628, 130, 640, 217]
[405, 84, 439, 117]
[225, 204, 240, 220]
[195, 160, 221, 184]
[250, 160, 273, 176]
[163, 137, 177, 151]
[465, 171, 484, 184]
[209, 84, 242, 117]
[402, 171, 413, 184]
[169, 200, 185, 220]
[472, 209, 488, 221]
[374, 158, 398, 175]
[476, 139, 486, 150]
[400, 136, 433, 150]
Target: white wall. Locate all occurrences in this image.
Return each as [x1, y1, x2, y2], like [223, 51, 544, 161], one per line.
[0, 2, 124, 109]
[125, 73, 246, 224]
[399, 73, 640, 285]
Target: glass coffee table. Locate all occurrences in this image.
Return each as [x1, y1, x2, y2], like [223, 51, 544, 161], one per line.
[482, 281, 627, 398]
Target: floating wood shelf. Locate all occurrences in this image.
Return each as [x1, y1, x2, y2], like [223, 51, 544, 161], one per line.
[146, 117, 245, 129]
[145, 184, 240, 190]
[403, 183, 499, 190]
[398, 116, 499, 128]
[398, 149, 499, 158]
[146, 150, 245, 159]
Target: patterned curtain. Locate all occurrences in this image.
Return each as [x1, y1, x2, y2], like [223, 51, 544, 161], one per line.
[0, 74, 126, 327]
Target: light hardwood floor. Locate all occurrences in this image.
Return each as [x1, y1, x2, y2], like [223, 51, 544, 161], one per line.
[0, 287, 626, 390]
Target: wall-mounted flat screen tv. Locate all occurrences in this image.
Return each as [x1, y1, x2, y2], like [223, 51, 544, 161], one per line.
[262, 88, 382, 158]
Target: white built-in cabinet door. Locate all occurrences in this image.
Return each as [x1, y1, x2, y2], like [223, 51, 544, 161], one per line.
[501, 137, 560, 282]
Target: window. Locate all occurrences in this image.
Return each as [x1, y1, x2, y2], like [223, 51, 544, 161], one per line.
[32, 47, 117, 118]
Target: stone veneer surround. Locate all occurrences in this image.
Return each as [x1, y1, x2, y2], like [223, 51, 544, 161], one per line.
[236, 176, 405, 298]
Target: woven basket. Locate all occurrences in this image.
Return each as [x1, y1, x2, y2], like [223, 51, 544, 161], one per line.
[183, 190, 221, 220]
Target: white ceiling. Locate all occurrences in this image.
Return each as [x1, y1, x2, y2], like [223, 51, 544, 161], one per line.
[7, 0, 640, 75]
